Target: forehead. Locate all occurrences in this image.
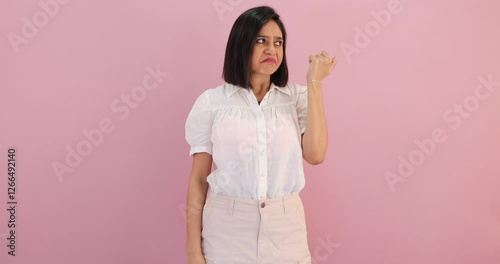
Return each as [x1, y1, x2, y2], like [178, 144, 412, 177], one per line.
[258, 20, 283, 38]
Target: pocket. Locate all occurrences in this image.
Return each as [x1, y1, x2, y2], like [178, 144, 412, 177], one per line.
[293, 204, 307, 230]
[201, 203, 217, 230]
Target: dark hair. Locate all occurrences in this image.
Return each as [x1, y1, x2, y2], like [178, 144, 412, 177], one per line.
[222, 6, 288, 89]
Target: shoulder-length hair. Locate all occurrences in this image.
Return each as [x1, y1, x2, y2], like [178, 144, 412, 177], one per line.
[222, 6, 288, 89]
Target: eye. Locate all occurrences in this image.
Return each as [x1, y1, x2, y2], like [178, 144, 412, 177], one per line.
[274, 41, 283, 46]
[256, 38, 265, 44]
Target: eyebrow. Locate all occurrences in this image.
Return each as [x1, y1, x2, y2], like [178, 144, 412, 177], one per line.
[257, 35, 283, 40]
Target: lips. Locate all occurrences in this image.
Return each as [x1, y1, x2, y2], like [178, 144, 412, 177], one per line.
[262, 58, 276, 63]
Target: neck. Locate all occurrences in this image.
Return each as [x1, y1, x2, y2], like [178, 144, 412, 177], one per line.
[250, 74, 271, 96]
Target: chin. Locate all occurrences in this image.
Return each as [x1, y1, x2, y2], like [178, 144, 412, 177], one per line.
[262, 68, 279, 75]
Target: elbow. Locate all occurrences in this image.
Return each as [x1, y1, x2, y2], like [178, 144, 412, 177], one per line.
[305, 154, 325, 165]
[301, 135, 327, 165]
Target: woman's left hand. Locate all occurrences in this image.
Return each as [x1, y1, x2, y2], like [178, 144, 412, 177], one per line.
[306, 51, 337, 83]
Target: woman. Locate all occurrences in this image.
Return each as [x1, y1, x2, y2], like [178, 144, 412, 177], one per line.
[185, 5, 336, 264]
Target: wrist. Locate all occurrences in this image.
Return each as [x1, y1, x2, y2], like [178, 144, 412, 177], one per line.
[307, 80, 323, 90]
[307, 79, 322, 85]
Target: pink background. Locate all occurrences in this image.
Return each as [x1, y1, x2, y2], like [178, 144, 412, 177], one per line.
[1, 0, 499, 263]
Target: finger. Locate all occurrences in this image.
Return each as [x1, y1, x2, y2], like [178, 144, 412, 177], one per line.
[317, 54, 327, 62]
[311, 55, 322, 61]
[321, 50, 330, 58]
[330, 57, 337, 70]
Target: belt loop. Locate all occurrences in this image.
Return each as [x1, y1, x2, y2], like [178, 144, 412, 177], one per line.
[227, 197, 235, 215]
[282, 196, 287, 214]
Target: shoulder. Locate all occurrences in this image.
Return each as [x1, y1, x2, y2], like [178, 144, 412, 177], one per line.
[191, 83, 230, 106]
[284, 82, 307, 92]
[197, 83, 235, 99]
[282, 82, 308, 98]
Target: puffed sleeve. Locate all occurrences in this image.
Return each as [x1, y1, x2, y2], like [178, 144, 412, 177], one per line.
[185, 90, 213, 156]
[296, 84, 308, 135]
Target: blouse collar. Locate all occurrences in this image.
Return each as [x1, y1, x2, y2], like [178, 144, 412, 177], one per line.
[225, 83, 291, 98]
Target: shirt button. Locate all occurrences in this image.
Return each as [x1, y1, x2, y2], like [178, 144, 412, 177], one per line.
[260, 172, 264, 177]
[260, 202, 266, 208]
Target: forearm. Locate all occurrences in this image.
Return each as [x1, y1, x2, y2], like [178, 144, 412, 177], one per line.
[302, 82, 328, 164]
[186, 177, 208, 256]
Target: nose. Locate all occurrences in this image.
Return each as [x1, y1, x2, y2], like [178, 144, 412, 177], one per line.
[265, 43, 275, 54]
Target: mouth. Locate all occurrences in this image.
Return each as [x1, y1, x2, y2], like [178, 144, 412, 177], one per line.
[262, 58, 276, 64]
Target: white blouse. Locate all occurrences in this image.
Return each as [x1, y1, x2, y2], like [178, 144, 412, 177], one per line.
[185, 82, 308, 200]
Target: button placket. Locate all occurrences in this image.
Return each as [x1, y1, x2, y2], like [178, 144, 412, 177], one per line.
[256, 106, 267, 200]
[244, 89, 269, 201]
[258, 121, 267, 199]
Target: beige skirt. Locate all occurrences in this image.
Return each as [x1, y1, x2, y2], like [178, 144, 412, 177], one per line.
[201, 191, 311, 263]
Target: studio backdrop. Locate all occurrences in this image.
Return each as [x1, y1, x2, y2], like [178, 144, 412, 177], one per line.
[1, 0, 499, 263]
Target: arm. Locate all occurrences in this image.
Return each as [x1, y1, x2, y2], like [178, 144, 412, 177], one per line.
[186, 152, 212, 258]
[301, 51, 337, 165]
[301, 82, 328, 165]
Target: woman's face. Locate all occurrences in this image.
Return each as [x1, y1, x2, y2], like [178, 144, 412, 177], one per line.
[250, 20, 284, 79]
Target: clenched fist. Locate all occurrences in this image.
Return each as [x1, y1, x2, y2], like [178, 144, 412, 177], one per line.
[307, 51, 337, 83]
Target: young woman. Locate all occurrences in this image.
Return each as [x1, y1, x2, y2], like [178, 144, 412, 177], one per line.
[185, 6, 336, 264]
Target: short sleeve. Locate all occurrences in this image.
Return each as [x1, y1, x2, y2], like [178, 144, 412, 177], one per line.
[185, 90, 213, 156]
[296, 84, 308, 135]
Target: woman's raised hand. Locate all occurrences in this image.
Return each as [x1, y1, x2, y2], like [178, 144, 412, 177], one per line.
[307, 51, 337, 83]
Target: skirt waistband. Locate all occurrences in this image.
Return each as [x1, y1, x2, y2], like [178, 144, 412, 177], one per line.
[205, 192, 302, 214]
